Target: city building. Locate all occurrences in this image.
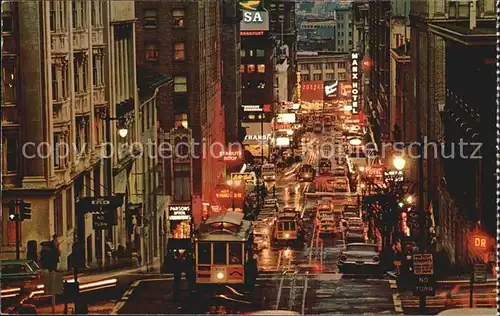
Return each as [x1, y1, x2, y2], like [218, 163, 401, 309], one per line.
[239, 0, 275, 161]
[297, 51, 349, 82]
[135, 1, 225, 227]
[1, 1, 138, 269]
[270, 0, 297, 102]
[334, 4, 354, 52]
[221, 0, 242, 145]
[408, 0, 496, 270]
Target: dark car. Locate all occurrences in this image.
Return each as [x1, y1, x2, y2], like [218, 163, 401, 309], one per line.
[1, 259, 42, 288]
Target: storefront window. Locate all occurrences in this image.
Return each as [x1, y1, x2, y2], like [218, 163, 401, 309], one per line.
[169, 220, 191, 239]
[257, 64, 265, 73]
[247, 64, 255, 73]
[198, 242, 211, 264]
[229, 243, 242, 265]
[213, 242, 227, 265]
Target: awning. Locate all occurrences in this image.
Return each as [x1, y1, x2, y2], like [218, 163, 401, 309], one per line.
[114, 169, 128, 194]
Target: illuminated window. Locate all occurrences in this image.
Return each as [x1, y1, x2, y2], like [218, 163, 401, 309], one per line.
[2, 67, 16, 103]
[247, 64, 256, 73]
[256, 49, 265, 57]
[174, 76, 187, 92]
[313, 74, 322, 81]
[337, 62, 346, 69]
[240, 64, 245, 73]
[173, 9, 185, 28]
[174, 113, 188, 128]
[174, 42, 185, 61]
[145, 43, 159, 61]
[240, 49, 246, 57]
[257, 64, 265, 73]
[144, 9, 157, 28]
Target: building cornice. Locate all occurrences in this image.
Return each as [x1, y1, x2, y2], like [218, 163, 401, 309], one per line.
[427, 23, 496, 46]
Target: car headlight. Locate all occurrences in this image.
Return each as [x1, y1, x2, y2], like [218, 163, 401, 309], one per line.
[373, 256, 380, 263]
[216, 272, 224, 280]
[339, 255, 347, 262]
[285, 233, 290, 238]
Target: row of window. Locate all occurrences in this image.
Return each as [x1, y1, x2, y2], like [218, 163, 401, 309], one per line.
[144, 42, 185, 62]
[143, 9, 185, 28]
[301, 73, 346, 81]
[299, 62, 347, 71]
[47, 1, 104, 33]
[240, 49, 265, 58]
[240, 64, 266, 73]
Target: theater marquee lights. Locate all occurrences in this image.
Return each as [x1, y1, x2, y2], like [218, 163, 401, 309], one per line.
[351, 52, 360, 114]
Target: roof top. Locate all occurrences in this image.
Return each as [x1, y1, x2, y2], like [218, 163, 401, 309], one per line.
[205, 211, 244, 226]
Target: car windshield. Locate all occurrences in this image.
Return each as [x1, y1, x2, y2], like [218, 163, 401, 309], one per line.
[1, 263, 27, 274]
[27, 261, 40, 271]
[347, 245, 377, 252]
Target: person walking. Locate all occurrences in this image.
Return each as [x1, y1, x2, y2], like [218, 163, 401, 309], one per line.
[105, 238, 115, 271]
[49, 235, 61, 272]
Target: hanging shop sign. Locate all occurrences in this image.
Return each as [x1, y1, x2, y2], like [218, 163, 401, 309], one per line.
[240, 0, 269, 31]
[324, 80, 338, 100]
[351, 52, 360, 114]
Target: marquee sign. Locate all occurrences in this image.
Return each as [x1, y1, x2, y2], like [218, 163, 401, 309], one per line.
[215, 189, 243, 199]
[169, 205, 191, 221]
[242, 104, 272, 113]
[351, 52, 360, 114]
[219, 150, 242, 162]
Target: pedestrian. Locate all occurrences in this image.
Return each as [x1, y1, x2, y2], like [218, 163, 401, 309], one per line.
[48, 235, 61, 272]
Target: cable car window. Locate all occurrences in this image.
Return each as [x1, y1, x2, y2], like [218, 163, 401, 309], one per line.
[229, 243, 242, 265]
[198, 242, 211, 264]
[213, 242, 227, 265]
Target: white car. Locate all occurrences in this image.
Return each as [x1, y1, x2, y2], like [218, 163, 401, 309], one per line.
[338, 243, 381, 273]
[319, 218, 337, 235]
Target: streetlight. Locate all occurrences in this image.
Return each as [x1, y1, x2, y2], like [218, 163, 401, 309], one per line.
[392, 156, 406, 171]
[405, 195, 414, 204]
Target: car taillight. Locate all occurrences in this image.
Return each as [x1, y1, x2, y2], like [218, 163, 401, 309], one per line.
[339, 255, 347, 262]
[373, 256, 380, 262]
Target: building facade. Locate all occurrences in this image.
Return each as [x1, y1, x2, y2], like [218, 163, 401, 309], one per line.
[334, 5, 354, 53]
[135, 1, 225, 227]
[297, 51, 349, 82]
[1, 1, 139, 269]
[408, 0, 496, 270]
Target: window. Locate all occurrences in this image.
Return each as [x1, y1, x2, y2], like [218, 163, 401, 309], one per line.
[313, 64, 321, 70]
[92, 54, 98, 86]
[72, 1, 78, 29]
[173, 164, 190, 201]
[338, 72, 346, 80]
[300, 64, 308, 71]
[49, 2, 56, 31]
[326, 73, 335, 80]
[174, 113, 188, 128]
[2, 67, 16, 103]
[62, 64, 69, 99]
[337, 62, 346, 69]
[74, 59, 80, 92]
[93, 164, 101, 197]
[313, 74, 322, 81]
[326, 62, 334, 69]
[240, 49, 246, 57]
[173, 9, 185, 28]
[174, 42, 185, 61]
[279, 4, 284, 10]
[144, 43, 159, 62]
[198, 242, 211, 264]
[58, 1, 66, 31]
[54, 133, 61, 168]
[2, 136, 18, 173]
[52, 65, 58, 101]
[174, 76, 187, 92]
[213, 242, 227, 265]
[239, 64, 245, 73]
[257, 64, 265, 73]
[1, 2, 13, 33]
[256, 49, 265, 57]
[229, 243, 242, 264]
[248, 50, 255, 57]
[247, 64, 255, 73]
[144, 9, 157, 28]
[301, 74, 309, 81]
[66, 188, 73, 231]
[54, 194, 63, 236]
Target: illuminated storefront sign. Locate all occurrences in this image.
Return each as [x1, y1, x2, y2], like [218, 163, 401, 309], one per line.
[240, 31, 265, 36]
[169, 205, 191, 220]
[276, 137, 290, 147]
[231, 172, 256, 185]
[351, 52, 360, 114]
[324, 80, 338, 100]
[244, 134, 271, 141]
[239, 0, 269, 31]
[216, 189, 243, 199]
[296, 72, 301, 100]
[242, 104, 272, 112]
[219, 151, 242, 162]
[275, 123, 292, 130]
[277, 113, 296, 123]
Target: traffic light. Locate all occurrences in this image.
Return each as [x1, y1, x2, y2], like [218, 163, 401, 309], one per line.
[8, 201, 17, 221]
[20, 202, 32, 221]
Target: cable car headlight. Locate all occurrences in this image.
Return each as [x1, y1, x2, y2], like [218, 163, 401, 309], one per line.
[216, 272, 225, 280]
[285, 233, 290, 238]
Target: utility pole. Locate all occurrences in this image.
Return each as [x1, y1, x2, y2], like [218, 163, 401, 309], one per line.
[15, 201, 21, 260]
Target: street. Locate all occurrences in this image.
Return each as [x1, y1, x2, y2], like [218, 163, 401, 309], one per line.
[114, 132, 397, 315]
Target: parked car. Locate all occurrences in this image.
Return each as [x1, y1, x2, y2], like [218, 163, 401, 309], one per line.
[1, 259, 42, 288]
[338, 243, 380, 273]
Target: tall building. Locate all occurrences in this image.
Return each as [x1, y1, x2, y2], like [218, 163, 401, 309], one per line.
[134, 1, 224, 227]
[270, 0, 297, 102]
[297, 52, 350, 82]
[334, 4, 354, 52]
[1, 1, 139, 268]
[239, 0, 275, 161]
[408, 0, 496, 269]
[221, 0, 242, 145]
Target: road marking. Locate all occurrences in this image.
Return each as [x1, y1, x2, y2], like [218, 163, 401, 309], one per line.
[301, 272, 309, 316]
[109, 277, 173, 315]
[393, 293, 403, 313]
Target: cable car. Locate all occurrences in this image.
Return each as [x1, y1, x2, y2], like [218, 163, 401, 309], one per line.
[194, 212, 257, 286]
[272, 213, 299, 246]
